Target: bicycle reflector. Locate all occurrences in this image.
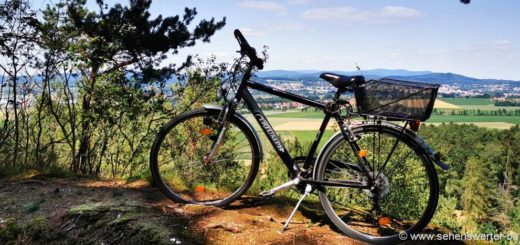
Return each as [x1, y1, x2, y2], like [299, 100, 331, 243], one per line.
[200, 128, 213, 136]
[359, 149, 367, 157]
[378, 217, 391, 226]
[410, 120, 421, 132]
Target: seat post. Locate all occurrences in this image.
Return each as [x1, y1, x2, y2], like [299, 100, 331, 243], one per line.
[333, 90, 342, 101]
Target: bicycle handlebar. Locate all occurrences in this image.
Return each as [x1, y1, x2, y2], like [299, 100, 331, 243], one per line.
[234, 29, 264, 70]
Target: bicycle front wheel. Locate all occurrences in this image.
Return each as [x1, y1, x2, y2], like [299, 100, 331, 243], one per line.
[150, 109, 260, 207]
[316, 123, 439, 244]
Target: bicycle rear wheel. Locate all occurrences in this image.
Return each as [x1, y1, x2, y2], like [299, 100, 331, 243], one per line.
[315, 123, 439, 244]
[150, 109, 260, 207]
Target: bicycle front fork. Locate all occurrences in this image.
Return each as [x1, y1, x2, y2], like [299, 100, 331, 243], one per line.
[203, 101, 236, 164]
[202, 122, 229, 164]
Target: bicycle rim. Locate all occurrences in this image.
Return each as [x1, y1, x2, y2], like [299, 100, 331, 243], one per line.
[317, 124, 438, 243]
[151, 109, 259, 206]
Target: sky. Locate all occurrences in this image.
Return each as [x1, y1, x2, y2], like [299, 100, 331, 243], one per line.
[31, 0, 520, 80]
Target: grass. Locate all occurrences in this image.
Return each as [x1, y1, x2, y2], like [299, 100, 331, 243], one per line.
[0, 218, 21, 241]
[24, 201, 43, 213]
[26, 216, 48, 239]
[68, 202, 109, 215]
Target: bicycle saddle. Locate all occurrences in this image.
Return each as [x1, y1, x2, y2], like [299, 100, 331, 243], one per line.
[320, 72, 365, 91]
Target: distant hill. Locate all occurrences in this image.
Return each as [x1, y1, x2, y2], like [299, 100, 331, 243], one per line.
[256, 69, 432, 80]
[255, 69, 520, 85]
[387, 72, 518, 85]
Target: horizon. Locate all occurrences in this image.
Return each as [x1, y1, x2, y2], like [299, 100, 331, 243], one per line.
[256, 68, 520, 82]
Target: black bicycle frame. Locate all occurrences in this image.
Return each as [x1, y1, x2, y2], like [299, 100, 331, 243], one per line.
[233, 79, 343, 181]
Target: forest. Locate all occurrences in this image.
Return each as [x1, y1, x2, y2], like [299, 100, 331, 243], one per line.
[1, 0, 519, 244]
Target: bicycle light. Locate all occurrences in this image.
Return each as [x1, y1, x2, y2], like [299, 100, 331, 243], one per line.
[410, 120, 421, 131]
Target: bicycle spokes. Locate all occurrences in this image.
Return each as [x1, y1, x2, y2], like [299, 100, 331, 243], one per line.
[318, 125, 436, 239]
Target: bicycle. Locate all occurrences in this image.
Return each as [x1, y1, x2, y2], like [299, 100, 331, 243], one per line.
[150, 29, 449, 244]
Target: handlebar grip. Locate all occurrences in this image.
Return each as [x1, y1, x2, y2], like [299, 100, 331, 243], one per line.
[233, 29, 247, 47]
[234, 29, 264, 70]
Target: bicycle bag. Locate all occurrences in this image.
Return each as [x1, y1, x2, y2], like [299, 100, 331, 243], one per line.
[354, 78, 440, 121]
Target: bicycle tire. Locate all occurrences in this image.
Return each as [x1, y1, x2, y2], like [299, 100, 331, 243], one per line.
[150, 109, 260, 207]
[315, 124, 439, 244]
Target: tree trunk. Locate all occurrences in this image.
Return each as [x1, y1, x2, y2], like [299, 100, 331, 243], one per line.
[77, 93, 91, 175]
[12, 69, 19, 167]
[76, 69, 97, 175]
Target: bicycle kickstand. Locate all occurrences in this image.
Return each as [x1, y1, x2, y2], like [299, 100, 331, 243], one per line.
[281, 184, 312, 232]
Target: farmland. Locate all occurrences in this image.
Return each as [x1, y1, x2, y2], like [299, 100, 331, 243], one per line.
[242, 98, 520, 143]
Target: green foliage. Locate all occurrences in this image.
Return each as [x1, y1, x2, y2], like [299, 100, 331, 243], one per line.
[24, 201, 42, 213]
[249, 138, 309, 196]
[0, 0, 227, 177]
[495, 100, 520, 107]
[0, 218, 21, 242]
[432, 196, 462, 232]
[130, 222, 171, 245]
[26, 216, 48, 239]
[421, 124, 520, 234]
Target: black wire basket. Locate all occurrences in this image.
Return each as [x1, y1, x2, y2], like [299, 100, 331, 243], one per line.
[354, 78, 440, 121]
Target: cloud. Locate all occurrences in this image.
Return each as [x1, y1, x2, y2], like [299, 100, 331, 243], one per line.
[270, 22, 309, 31]
[287, 0, 311, 5]
[238, 1, 286, 15]
[492, 39, 512, 49]
[458, 39, 513, 54]
[238, 23, 308, 39]
[494, 39, 512, 46]
[239, 27, 267, 37]
[380, 6, 421, 18]
[301, 6, 421, 23]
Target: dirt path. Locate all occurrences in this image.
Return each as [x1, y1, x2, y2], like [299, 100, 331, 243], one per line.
[0, 177, 368, 245]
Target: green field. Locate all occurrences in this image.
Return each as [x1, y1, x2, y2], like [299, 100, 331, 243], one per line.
[428, 114, 520, 124]
[260, 105, 520, 129]
[441, 98, 493, 106]
[279, 130, 334, 145]
[253, 130, 335, 154]
[269, 111, 324, 119]
[439, 98, 520, 110]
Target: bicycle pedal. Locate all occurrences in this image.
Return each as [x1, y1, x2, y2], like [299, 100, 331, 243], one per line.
[259, 190, 275, 199]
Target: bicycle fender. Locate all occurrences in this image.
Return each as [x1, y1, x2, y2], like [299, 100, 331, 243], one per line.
[357, 121, 450, 171]
[313, 122, 449, 176]
[407, 131, 450, 171]
[203, 104, 263, 161]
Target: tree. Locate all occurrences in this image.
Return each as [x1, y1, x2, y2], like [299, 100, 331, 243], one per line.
[38, 0, 225, 174]
[0, 0, 38, 167]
